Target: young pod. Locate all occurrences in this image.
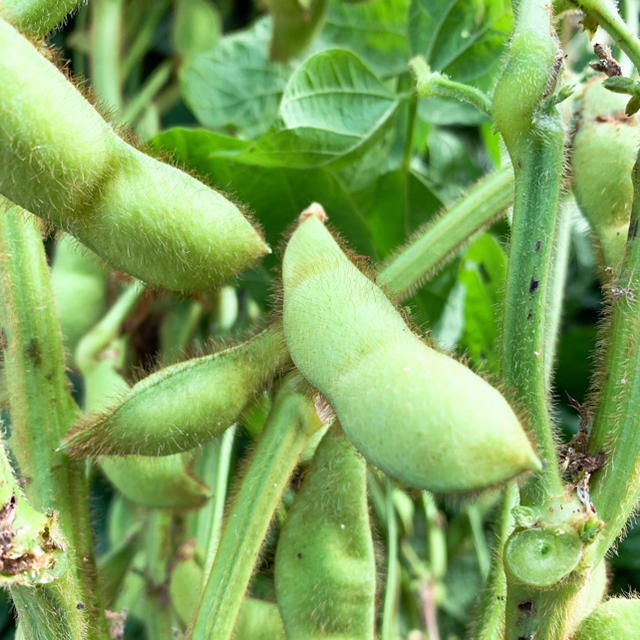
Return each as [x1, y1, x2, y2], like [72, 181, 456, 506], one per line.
[571, 80, 640, 267]
[51, 235, 109, 356]
[282, 212, 541, 492]
[574, 598, 640, 640]
[63, 327, 289, 456]
[0, 17, 268, 292]
[275, 423, 376, 639]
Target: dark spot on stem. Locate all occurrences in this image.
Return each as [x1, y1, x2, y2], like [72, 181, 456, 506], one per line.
[527, 310, 533, 319]
[0, 329, 7, 351]
[297, 553, 302, 560]
[76, 602, 85, 610]
[25, 338, 41, 365]
[518, 601, 536, 616]
[478, 262, 490, 282]
[529, 278, 539, 294]
[517, 160, 523, 169]
[535, 240, 541, 252]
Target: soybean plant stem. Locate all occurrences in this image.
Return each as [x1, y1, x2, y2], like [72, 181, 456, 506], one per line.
[0, 198, 110, 639]
[189, 374, 322, 640]
[473, 483, 519, 640]
[573, 0, 640, 72]
[588, 149, 640, 560]
[378, 164, 514, 301]
[91, 0, 123, 113]
[500, 110, 566, 497]
[381, 478, 399, 640]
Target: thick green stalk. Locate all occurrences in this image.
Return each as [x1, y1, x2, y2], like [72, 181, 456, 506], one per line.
[472, 484, 519, 640]
[0, 0, 80, 37]
[495, 0, 565, 499]
[189, 374, 323, 640]
[572, 0, 640, 71]
[378, 164, 514, 301]
[0, 199, 109, 638]
[588, 151, 640, 560]
[380, 478, 400, 640]
[91, 0, 124, 113]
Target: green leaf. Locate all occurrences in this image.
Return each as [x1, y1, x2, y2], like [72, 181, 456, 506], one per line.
[315, 0, 411, 77]
[180, 18, 294, 138]
[148, 127, 375, 257]
[239, 48, 400, 168]
[409, 0, 512, 124]
[458, 233, 507, 372]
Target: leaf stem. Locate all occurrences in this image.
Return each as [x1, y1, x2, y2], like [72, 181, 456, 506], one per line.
[189, 374, 323, 640]
[378, 164, 514, 301]
[0, 198, 109, 638]
[573, 0, 640, 72]
[410, 55, 492, 117]
[380, 478, 399, 640]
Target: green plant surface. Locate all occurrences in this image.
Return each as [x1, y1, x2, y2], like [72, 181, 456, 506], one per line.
[4, 1, 640, 638]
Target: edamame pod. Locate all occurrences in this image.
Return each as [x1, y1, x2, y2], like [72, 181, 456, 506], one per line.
[0, 0, 81, 38]
[63, 327, 289, 456]
[275, 423, 375, 639]
[572, 80, 640, 266]
[282, 211, 541, 492]
[574, 598, 640, 640]
[0, 17, 268, 292]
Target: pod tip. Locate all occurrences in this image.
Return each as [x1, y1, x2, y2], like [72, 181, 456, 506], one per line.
[299, 202, 328, 224]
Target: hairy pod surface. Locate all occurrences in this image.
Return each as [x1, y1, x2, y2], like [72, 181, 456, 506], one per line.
[64, 327, 289, 456]
[81, 335, 211, 509]
[275, 423, 375, 639]
[573, 598, 640, 640]
[0, 17, 268, 292]
[572, 80, 640, 267]
[0, 0, 80, 38]
[282, 213, 540, 491]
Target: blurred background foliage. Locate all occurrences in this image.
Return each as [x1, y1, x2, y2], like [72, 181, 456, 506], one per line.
[1, 0, 639, 638]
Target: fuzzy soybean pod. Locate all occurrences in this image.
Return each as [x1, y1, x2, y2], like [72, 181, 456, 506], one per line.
[574, 598, 640, 640]
[282, 212, 540, 492]
[0, 17, 268, 292]
[63, 326, 290, 456]
[0, 0, 81, 38]
[275, 423, 375, 640]
[51, 235, 109, 356]
[571, 80, 640, 267]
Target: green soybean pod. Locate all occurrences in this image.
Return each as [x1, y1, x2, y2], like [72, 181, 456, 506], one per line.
[275, 423, 375, 639]
[282, 211, 541, 492]
[571, 80, 640, 267]
[63, 326, 289, 456]
[0, 17, 269, 292]
[235, 598, 286, 640]
[0, 0, 80, 38]
[51, 235, 109, 356]
[574, 598, 640, 640]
